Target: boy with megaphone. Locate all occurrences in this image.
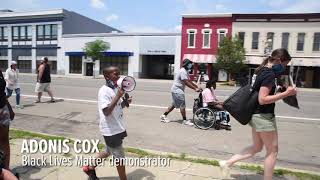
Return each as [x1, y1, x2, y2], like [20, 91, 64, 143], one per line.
[83, 66, 132, 180]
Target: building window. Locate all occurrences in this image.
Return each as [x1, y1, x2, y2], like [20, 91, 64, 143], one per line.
[202, 29, 212, 48]
[252, 32, 259, 50]
[217, 29, 228, 46]
[27, 26, 32, 40]
[12, 26, 32, 41]
[13, 26, 19, 40]
[37, 24, 58, 40]
[0, 60, 8, 72]
[297, 33, 305, 51]
[187, 29, 196, 48]
[17, 60, 32, 73]
[36, 60, 57, 74]
[20, 26, 26, 40]
[238, 32, 245, 47]
[100, 56, 129, 75]
[37, 25, 44, 39]
[0, 27, 8, 41]
[266, 32, 274, 50]
[69, 56, 82, 74]
[281, 32, 290, 50]
[313, 32, 320, 51]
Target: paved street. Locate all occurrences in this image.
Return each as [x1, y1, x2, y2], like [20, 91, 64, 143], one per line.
[9, 74, 320, 172]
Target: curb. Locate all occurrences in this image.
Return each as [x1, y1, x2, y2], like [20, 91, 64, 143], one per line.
[10, 128, 320, 177]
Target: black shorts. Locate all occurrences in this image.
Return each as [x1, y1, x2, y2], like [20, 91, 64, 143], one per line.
[103, 131, 127, 148]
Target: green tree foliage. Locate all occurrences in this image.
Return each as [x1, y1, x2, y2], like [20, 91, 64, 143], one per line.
[216, 36, 247, 78]
[83, 39, 110, 61]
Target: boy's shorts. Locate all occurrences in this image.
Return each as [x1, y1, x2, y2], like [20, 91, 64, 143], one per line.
[103, 131, 127, 160]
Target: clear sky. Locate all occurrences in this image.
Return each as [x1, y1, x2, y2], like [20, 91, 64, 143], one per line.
[1, 0, 320, 33]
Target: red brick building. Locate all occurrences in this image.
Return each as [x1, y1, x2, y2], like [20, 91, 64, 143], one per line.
[181, 14, 232, 81]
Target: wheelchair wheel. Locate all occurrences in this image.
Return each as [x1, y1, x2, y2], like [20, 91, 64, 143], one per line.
[193, 107, 216, 130]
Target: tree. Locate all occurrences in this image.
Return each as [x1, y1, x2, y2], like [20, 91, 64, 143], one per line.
[83, 39, 110, 61]
[216, 36, 247, 81]
[83, 39, 110, 77]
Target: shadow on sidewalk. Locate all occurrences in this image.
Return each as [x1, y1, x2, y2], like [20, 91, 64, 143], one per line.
[99, 169, 155, 180]
[12, 165, 54, 180]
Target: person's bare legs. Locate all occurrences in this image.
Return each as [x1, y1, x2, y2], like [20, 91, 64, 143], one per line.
[91, 151, 110, 168]
[0, 125, 10, 169]
[37, 92, 42, 102]
[47, 90, 54, 101]
[180, 107, 186, 120]
[260, 131, 278, 180]
[225, 128, 263, 167]
[164, 105, 175, 115]
[116, 164, 127, 180]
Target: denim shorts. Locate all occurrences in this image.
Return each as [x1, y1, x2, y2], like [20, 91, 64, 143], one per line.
[171, 93, 186, 108]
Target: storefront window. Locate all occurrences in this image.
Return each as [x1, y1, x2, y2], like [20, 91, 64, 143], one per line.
[17, 60, 32, 73]
[69, 56, 82, 74]
[100, 56, 128, 75]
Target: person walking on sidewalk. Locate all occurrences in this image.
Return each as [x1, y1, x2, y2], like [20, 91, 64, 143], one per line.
[83, 66, 132, 180]
[4, 61, 23, 109]
[218, 48, 297, 180]
[160, 59, 202, 126]
[35, 57, 55, 103]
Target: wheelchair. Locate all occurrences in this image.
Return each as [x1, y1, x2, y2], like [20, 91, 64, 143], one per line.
[192, 93, 231, 130]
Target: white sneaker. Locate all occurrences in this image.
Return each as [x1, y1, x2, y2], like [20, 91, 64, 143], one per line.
[15, 105, 24, 109]
[219, 160, 231, 179]
[221, 120, 229, 126]
[160, 115, 170, 123]
[183, 120, 194, 126]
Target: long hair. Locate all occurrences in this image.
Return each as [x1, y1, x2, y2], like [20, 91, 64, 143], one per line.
[255, 48, 291, 74]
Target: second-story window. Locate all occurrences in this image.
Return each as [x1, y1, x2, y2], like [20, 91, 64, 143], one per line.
[202, 29, 212, 48]
[281, 32, 290, 50]
[217, 29, 228, 46]
[267, 32, 274, 50]
[187, 29, 196, 48]
[37, 24, 58, 40]
[297, 33, 305, 51]
[313, 32, 320, 51]
[12, 26, 32, 41]
[27, 26, 32, 40]
[0, 27, 8, 41]
[238, 32, 245, 47]
[252, 32, 259, 50]
[13, 26, 19, 40]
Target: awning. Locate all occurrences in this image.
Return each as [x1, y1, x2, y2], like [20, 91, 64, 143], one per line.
[183, 54, 217, 63]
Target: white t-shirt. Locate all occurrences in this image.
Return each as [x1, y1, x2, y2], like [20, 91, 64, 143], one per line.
[4, 68, 20, 90]
[98, 85, 125, 136]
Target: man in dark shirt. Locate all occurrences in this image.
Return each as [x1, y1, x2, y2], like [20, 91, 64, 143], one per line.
[34, 57, 55, 103]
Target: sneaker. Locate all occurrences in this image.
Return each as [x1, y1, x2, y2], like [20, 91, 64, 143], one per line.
[15, 105, 24, 109]
[160, 115, 170, 123]
[50, 99, 56, 103]
[219, 160, 231, 179]
[34, 100, 41, 103]
[83, 166, 99, 180]
[183, 120, 194, 126]
[221, 120, 229, 126]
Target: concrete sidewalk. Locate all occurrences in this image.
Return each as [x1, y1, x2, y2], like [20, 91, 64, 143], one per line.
[9, 139, 289, 180]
